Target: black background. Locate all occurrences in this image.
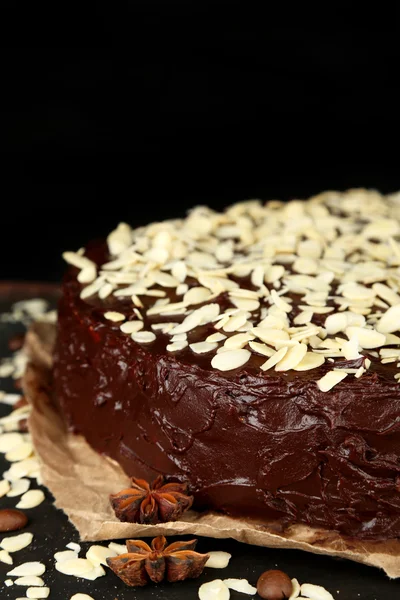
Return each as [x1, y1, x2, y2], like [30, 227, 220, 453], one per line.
[1, 4, 399, 281]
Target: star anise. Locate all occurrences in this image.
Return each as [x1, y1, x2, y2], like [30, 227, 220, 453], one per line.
[110, 475, 193, 524]
[107, 535, 209, 586]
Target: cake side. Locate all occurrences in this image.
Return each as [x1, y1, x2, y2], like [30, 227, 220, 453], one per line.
[54, 189, 400, 539]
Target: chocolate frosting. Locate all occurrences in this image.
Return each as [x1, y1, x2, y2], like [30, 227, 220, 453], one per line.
[53, 245, 400, 540]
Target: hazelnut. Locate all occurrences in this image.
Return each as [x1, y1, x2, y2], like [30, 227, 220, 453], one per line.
[256, 569, 293, 600]
[0, 508, 28, 532]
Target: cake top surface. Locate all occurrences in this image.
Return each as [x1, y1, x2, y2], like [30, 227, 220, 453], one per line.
[63, 188, 400, 391]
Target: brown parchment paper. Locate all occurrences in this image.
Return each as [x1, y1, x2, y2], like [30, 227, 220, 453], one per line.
[22, 323, 400, 578]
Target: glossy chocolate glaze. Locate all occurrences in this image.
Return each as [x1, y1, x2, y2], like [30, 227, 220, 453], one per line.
[53, 244, 400, 540]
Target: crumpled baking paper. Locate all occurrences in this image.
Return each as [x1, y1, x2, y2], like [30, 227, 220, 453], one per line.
[22, 322, 400, 578]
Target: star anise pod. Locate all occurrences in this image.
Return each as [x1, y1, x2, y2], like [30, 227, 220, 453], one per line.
[110, 475, 193, 524]
[107, 535, 209, 586]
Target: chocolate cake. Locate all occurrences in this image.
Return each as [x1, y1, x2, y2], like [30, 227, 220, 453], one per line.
[53, 189, 400, 540]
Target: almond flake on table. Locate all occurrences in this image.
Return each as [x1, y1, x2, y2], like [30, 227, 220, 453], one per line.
[199, 579, 230, 600]
[0, 478, 11, 497]
[3, 456, 40, 481]
[55, 558, 96, 576]
[54, 550, 78, 563]
[0, 432, 24, 453]
[1, 532, 34, 553]
[70, 595, 96, 600]
[4, 578, 13, 586]
[223, 578, 257, 594]
[205, 551, 232, 569]
[26, 587, 50, 599]
[79, 565, 106, 580]
[300, 582, 335, 600]
[7, 562, 46, 577]
[86, 544, 117, 566]
[16, 489, 45, 509]
[5, 441, 34, 462]
[0, 393, 22, 406]
[6, 478, 30, 497]
[317, 370, 348, 392]
[0, 549, 13, 564]
[66, 542, 81, 552]
[108, 542, 127, 554]
[14, 575, 45, 586]
[289, 578, 301, 599]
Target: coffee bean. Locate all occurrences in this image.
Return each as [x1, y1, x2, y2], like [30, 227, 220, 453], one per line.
[0, 509, 29, 532]
[257, 569, 293, 600]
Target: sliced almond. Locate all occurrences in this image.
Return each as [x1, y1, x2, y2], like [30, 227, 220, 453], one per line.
[199, 579, 230, 600]
[131, 331, 156, 344]
[7, 479, 30, 498]
[341, 335, 361, 360]
[211, 349, 251, 372]
[376, 304, 400, 334]
[230, 296, 260, 311]
[324, 312, 348, 335]
[86, 544, 117, 566]
[275, 343, 307, 371]
[223, 312, 248, 333]
[78, 565, 106, 580]
[104, 311, 125, 322]
[66, 542, 81, 553]
[55, 558, 94, 576]
[223, 578, 257, 594]
[248, 341, 275, 357]
[5, 441, 33, 462]
[205, 551, 232, 569]
[70, 595, 96, 600]
[0, 479, 11, 498]
[260, 347, 288, 371]
[0, 549, 13, 564]
[252, 327, 290, 346]
[120, 321, 144, 334]
[1, 532, 33, 552]
[224, 333, 254, 350]
[0, 432, 24, 453]
[294, 352, 325, 371]
[300, 582, 334, 600]
[190, 342, 218, 354]
[206, 332, 227, 343]
[7, 561, 45, 576]
[54, 550, 78, 563]
[183, 287, 212, 305]
[289, 578, 301, 600]
[270, 289, 291, 312]
[26, 588, 50, 599]
[16, 490, 45, 509]
[345, 326, 386, 349]
[108, 542, 127, 555]
[5, 457, 40, 481]
[14, 575, 44, 586]
[317, 370, 347, 392]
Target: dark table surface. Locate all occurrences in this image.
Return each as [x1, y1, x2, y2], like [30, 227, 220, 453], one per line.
[1, 283, 399, 600]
